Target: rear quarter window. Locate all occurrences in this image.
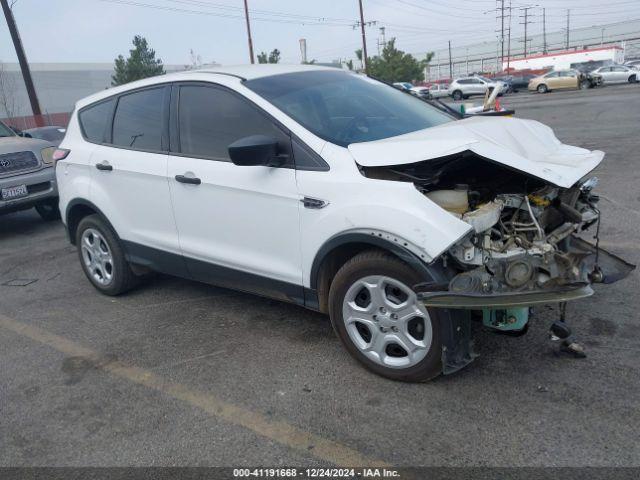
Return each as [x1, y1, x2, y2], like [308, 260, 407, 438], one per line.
[79, 99, 115, 143]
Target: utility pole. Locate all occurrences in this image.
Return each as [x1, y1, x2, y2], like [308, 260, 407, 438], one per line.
[448, 40, 453, 79]
[506, 0, 512, 72]
[377, 26, 386, 55]
[519, 5, 536, 58]
[542, 7, 547, 54]
[565, 9, 571, 50]
[358, 0, 369, 74]
[242, 0, 255, 64]
[1, 0, 42, 125]
[499, 0, 505, 63]
[465, 47, 469, 76]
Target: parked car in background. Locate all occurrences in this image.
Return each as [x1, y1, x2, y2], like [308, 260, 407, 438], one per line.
[591, 65, 638, 84]
[22, 126, 67, 145]
[393, 82, 413, 91]
[0, 120, 60, 220]
[426, 83, 450, 98]
[624, 59, 640, 71]
[495, 74, 536, 93]
[528, 69, 599, 93]
[448, 75, 503, 101]
[409, 86, 430, 99]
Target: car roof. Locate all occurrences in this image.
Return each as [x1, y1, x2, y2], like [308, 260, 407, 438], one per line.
[194, 63, 338, 80]
[75, 64, 343, 109]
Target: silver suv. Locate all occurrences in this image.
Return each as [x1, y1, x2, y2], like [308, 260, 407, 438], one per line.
[0, 120, 60, 220]
[448, 75, 503, 101]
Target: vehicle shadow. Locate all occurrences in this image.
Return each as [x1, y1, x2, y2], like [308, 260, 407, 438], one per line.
[0, 209, 61, 240]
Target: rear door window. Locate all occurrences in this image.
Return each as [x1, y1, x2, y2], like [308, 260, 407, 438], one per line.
[112, 87, 166, 151]
[79, 99, 115, 143]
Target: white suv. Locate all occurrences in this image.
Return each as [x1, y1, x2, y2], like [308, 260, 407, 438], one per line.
[56, 65, 633, 382]
[448, 75, 503, 101]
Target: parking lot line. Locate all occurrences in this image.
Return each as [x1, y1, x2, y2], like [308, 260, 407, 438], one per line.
[0, 313, 388, 468]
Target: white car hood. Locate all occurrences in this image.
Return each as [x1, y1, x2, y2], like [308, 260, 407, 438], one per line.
[348, 116, 603, 188]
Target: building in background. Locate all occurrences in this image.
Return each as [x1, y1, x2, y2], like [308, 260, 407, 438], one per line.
[504, 45, 624, 71]
[423, 18, 640, 81]
[0, 62, 189, 128]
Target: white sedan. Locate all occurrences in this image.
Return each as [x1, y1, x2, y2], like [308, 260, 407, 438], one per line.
[591, 65, 638, 84]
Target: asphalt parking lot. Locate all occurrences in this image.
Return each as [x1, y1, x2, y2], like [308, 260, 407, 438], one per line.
[1, 83, 639, 468]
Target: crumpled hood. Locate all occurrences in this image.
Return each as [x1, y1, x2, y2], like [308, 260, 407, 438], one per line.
[348, 116, 603, 188]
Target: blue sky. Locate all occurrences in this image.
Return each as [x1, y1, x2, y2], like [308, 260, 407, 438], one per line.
[1, 0, 639, 66]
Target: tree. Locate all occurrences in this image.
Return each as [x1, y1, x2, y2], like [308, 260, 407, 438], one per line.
[355, 49, 363, 70]
[257, 49, 281, 64]
[112, 35, 165, 86]
[0, 61, 18, 119]
[366, 39, 432, 83]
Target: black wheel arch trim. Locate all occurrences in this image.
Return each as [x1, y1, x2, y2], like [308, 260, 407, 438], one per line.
[309, 231, 450, 290]
[65, 198, 119, 245]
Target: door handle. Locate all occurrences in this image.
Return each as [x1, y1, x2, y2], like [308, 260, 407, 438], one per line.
[95, 162, 113, 171]
[175, 174, 201, 185]
[301, 196, 329, 209]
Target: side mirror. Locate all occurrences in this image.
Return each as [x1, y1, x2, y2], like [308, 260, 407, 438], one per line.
[228, 135, 281, 167]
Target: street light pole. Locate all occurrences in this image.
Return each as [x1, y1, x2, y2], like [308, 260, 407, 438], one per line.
[1, 0, 43, 125]
[242, 0, 255, 64]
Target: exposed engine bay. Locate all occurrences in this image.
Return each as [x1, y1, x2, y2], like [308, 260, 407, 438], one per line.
[361, 151, 635, 309]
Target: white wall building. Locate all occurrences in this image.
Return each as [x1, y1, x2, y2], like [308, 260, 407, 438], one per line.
[503, 46, 625, 71]
[0, 62, 190, 121]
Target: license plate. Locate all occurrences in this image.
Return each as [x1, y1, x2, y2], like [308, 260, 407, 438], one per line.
[1, 184, 28, 200]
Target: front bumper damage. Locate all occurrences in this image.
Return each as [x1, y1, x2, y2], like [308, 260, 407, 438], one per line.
[419, 236, 634, 375]
[419, 236, 635, 309]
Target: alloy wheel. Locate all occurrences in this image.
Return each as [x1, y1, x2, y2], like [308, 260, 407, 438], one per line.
[342, 275, 432, 369]
[80, 228, 114, 286]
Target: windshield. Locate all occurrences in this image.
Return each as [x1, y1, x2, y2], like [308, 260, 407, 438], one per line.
[0, 121, 15, 138]
[245, 70, 453, 147]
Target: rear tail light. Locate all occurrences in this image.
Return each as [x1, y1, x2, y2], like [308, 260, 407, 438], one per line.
[52, 148, 71, 161]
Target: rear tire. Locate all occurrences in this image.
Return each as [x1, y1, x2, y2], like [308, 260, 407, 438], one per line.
[328, 250, 443, 382]
[75, 214, 138, 296]
[537, 84, 548, 94]
[35, 199, 61, 221]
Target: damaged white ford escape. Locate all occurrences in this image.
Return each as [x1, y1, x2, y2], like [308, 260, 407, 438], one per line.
[55, 65, 634, 382]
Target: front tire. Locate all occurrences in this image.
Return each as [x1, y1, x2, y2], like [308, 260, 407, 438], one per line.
[75, 214, 138, 296]
[452, 90, 463, 101]
[537, 84, 548, 93]
[629, 74, 637, 83]
[328, 250, 443, 382]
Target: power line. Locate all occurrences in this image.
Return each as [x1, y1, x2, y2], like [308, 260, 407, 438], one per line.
[96, 0, 354, 26]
